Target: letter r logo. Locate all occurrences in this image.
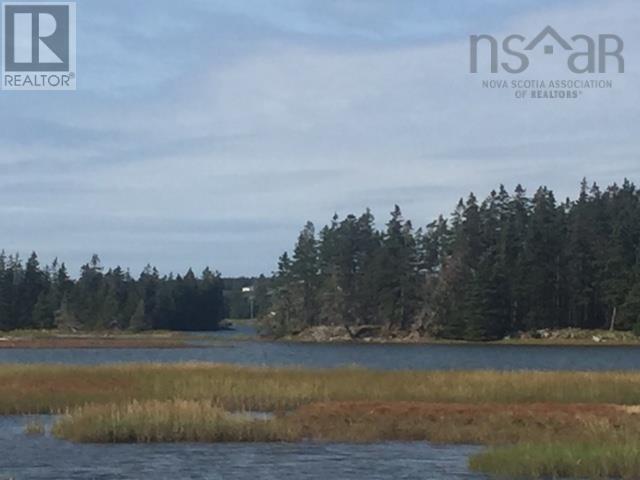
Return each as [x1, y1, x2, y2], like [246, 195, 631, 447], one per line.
[3, 3, 71, 71]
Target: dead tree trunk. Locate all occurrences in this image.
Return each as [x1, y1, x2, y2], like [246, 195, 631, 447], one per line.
[609, 306, 617, 331]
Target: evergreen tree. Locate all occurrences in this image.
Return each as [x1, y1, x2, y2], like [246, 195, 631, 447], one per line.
[129, 299, 150, 331]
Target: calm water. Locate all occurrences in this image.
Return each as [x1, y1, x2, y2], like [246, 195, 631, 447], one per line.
[0, 416, 484, 480]
[0, 326, 639, 370]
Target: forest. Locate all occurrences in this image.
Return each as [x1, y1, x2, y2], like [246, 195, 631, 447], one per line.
[266, 179, 640, 340]
[0, 254, 225, 331]
[3, 179, 640, 339]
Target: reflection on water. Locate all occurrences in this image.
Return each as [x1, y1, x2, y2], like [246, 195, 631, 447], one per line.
[0, 416, 485, 480]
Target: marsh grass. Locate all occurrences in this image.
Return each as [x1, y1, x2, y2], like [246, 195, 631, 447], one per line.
[52, 399, 640, 446]
[284, 401, 640, 444]
[52, 400, 292, 443]
[0, 336, 188, 349]
[11, 363, 640, 477]
[24, 419, 45, 435]
[53, 398, 640, 478]
[469, 442, 640, 479]
[9, 363, 640, 477]
[3, 363, 640, 415]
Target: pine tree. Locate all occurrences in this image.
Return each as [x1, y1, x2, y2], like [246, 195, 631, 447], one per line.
[377, 206, 418, 329]
[290, 222, 320, 327]
[129, 299, 150, 332]
[55, 294, 81, 331]
[522, 187, 563, 330]
[621, 280, 640, 329]
[18, 252, 47, 328]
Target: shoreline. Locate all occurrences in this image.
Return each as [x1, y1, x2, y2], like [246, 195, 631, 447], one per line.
[0, 331, 193, 349]
[2, 325, 640, 348]
[276, 325, 640, 347]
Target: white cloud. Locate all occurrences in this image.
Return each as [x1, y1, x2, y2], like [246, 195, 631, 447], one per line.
[0, 0, 638, 275]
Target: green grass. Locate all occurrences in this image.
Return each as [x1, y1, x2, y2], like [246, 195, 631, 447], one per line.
[470, 442, 640, 479]
[52, 400, 290, 443]
[4, 364, 640, 415]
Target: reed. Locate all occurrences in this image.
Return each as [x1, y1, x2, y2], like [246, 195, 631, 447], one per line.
[469, 442, 640, 479]
[3, 363, 640, 414]
[24, 418, 45, 435]
[52, 400, 292, 443]
[52, 399, 640, 445]
[284, 401, 640, 444]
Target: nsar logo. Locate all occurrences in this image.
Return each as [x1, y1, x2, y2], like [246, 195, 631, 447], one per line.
[470, 25, 624, 74]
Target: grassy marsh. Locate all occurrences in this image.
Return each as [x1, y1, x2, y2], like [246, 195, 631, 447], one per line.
[284, 401, 640, 444]
[5, 363, 640, 477]
[469, 442, 640, 479]
[52, 400, 289, 443]
[4, 363, 640, 414]
[52, 399, 640, 446]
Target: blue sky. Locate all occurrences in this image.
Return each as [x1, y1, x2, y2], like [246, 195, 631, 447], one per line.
[1, 0, 639, 276]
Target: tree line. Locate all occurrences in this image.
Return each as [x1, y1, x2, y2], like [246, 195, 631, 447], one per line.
[0, 254, 225, 331]
[266, 179, 640, 340]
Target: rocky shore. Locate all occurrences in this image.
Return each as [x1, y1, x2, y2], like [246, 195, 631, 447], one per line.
[281, 325, 640, 345]
[284, 325, 428, 343]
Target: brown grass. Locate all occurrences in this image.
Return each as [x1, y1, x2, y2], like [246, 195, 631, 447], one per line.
[3, 364, 640, 415]
[53, 400, 292, 443]
[52, 399, 640, 445]
[285, 401, 640, 444]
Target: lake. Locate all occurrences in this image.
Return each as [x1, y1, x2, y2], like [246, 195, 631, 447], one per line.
[1, 327, 640, 370]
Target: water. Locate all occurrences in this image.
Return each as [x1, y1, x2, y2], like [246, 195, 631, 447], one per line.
[0, 416, 484, 480]
[2, 331, 634, 479]
[1, 329, 640, 370]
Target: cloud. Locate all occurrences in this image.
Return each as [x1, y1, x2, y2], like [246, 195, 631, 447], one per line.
[0, 0, 637, 275]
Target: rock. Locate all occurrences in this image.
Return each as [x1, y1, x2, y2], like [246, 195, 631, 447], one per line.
[296, 325, 353, 342]
[404, 330, 422, 342]
[537, 329, 551, 339]
[348, 325, 383, 339]
[592, 335, 602, 343]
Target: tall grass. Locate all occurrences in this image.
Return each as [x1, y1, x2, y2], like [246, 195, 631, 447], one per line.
[3, 363, 640, 414]
[469, 443, 640, 479]
[24, 418, 45, 435]
[284, 401, 640, 444]
[52, 399, 640, 445]
[52, 400, 292, 443]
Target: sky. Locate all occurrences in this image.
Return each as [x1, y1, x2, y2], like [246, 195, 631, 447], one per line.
[1, 0, 639, 277]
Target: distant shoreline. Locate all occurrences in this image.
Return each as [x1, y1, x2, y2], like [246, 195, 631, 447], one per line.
[0, 331, 192, 349]
[3, 324, 640, 348]
[277, 325, 640, 347]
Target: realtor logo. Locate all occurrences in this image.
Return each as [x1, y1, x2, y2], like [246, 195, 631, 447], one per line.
[2, 2, 76, 90]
